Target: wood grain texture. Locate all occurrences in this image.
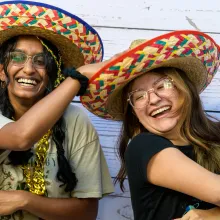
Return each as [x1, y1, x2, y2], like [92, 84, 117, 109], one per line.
[97, 196, 134, 220]
[25, 0, 220, 32]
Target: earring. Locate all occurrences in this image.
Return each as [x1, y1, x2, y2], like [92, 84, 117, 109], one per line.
[0, 80, 6, 88]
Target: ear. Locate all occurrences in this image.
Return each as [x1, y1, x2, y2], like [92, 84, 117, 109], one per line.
[0, 64, 6, 82]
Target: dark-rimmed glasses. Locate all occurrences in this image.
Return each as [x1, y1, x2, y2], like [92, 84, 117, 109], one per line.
[9, 51, 47, 69]
[127, 77, 175, 109]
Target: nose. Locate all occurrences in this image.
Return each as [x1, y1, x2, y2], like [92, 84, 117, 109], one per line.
[148, 91, 162, 105]
[22, 57, 35, 75]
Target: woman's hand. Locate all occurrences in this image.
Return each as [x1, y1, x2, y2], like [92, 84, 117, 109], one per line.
[174, 208, 220, 220]
[76, 61, 107, 80]
[0, 190, 26, 215]
[77, 50, 128, 79]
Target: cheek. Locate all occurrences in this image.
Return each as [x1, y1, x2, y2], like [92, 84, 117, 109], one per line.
[6, 66, 16, 80]
[6, 65, 23, 81]
[134, 108, 149, 122]
[172, 92, 183, 108]
[41, 71, 49, 83]
[136, 112, 152, 131]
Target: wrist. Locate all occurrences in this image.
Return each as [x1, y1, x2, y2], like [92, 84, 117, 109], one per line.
[63, 68, 89, 96]
[17, 190, 32, 210]
[67, 76, 81, 87]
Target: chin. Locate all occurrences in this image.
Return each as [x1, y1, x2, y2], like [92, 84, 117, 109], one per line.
[16, 91, 37, 98]
[143, 118, 179, 135]
[15, 91, 45, 101]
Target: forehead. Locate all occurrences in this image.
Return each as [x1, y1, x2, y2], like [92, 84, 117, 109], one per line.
[131, 72, 164, 90]
[15, 35, 43, 52]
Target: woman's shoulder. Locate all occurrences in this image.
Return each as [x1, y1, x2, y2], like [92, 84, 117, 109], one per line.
[126, 132, 174, 157]
[63, 103, 89, 122]
[63, 103, 97, 134]
[127, 132, 193, 159]
[130, 132, 173, 146]
[62, 104, 99, 154]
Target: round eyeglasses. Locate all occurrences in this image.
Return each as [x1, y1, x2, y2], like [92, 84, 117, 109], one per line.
[127, 77, 175, 109]
[9, 51, 47, 69]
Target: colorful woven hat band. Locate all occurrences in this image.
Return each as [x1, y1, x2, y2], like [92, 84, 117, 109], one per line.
[81, 30, 220, 120]
[0, 1, 104, 68]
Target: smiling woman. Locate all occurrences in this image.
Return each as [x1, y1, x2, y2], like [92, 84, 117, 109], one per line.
[81, 30, 220, 219]
[2, 36, 50, 106]
[128, 70, 182, 137]
[0, 1, 114, 220]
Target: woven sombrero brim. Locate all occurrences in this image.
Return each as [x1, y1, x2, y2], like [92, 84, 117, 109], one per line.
[81, 30, 220, 120]
[0, 26, 84, 68]
[0, 1, 104, 68]
[106, 57, 207, 120]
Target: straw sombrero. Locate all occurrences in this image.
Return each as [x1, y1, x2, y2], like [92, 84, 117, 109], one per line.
[0, 1, 103, 68]
[81, 30, 220, 120]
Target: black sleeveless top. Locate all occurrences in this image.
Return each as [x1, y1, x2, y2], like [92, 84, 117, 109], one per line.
[125, 132, 215, 220]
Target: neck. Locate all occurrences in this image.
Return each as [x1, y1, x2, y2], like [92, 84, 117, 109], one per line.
[166, 133, 189, 146]
[8, 96, 37, 120]
[160, 128, 189, 146]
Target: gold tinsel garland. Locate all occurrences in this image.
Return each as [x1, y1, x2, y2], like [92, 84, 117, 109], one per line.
[21, 129, 52, 195]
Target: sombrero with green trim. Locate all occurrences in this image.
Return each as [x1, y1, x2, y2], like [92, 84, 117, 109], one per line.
[0, 1, 103, 68]
[81, 30, 220, 120]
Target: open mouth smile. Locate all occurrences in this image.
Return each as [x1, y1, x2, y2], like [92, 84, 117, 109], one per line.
[151, 106, 171, 118]
[16, 78, 38, 87]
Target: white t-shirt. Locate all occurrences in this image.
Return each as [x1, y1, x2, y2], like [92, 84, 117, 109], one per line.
[0, 104, 114, 220]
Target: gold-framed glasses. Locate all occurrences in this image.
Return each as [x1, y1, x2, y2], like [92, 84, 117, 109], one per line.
[127, 77, 175, 109]
[9, 51, 47, 69]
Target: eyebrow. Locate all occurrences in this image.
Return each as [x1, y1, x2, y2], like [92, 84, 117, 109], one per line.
[153, 77, 162, 86]
[12, 49, 44, 56]
[13, 49, 24, 52]
[132, 76, 167, 91]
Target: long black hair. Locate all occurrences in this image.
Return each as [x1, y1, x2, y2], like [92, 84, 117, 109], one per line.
[0, 36, 77, 192]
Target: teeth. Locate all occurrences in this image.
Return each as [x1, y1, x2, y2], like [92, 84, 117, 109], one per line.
[151, 106, 170, 117]
[17, 78, 37, 85]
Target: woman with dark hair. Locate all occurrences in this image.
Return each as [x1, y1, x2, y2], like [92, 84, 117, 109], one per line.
[0, 1, 113, 220]
[81, 30, 220, 219]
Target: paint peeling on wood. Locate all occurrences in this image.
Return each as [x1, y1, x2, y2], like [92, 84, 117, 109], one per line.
[185, 16, 201, 31]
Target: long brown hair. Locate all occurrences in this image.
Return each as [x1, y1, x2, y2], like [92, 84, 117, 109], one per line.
[115, 67, 220, 191]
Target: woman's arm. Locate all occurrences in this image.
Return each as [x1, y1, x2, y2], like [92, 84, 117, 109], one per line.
[0, 190, 98, 220]
[0, 53, 123, 151]
[174, 207, 220, 219]
[0, 77, 81, 151]
[0, 60, 110, 151]
[147, 148, 220, 206]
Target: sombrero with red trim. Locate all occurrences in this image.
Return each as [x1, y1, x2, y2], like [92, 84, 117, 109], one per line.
[0, 1, 103, 68]
[81, 30, 220, 120]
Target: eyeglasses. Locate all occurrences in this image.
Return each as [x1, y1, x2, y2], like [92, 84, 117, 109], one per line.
[9, 51, 47, 69]
[127, 77, 175, 109]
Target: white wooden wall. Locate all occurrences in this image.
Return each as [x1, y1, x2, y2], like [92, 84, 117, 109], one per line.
[14, 0, 220, 219]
